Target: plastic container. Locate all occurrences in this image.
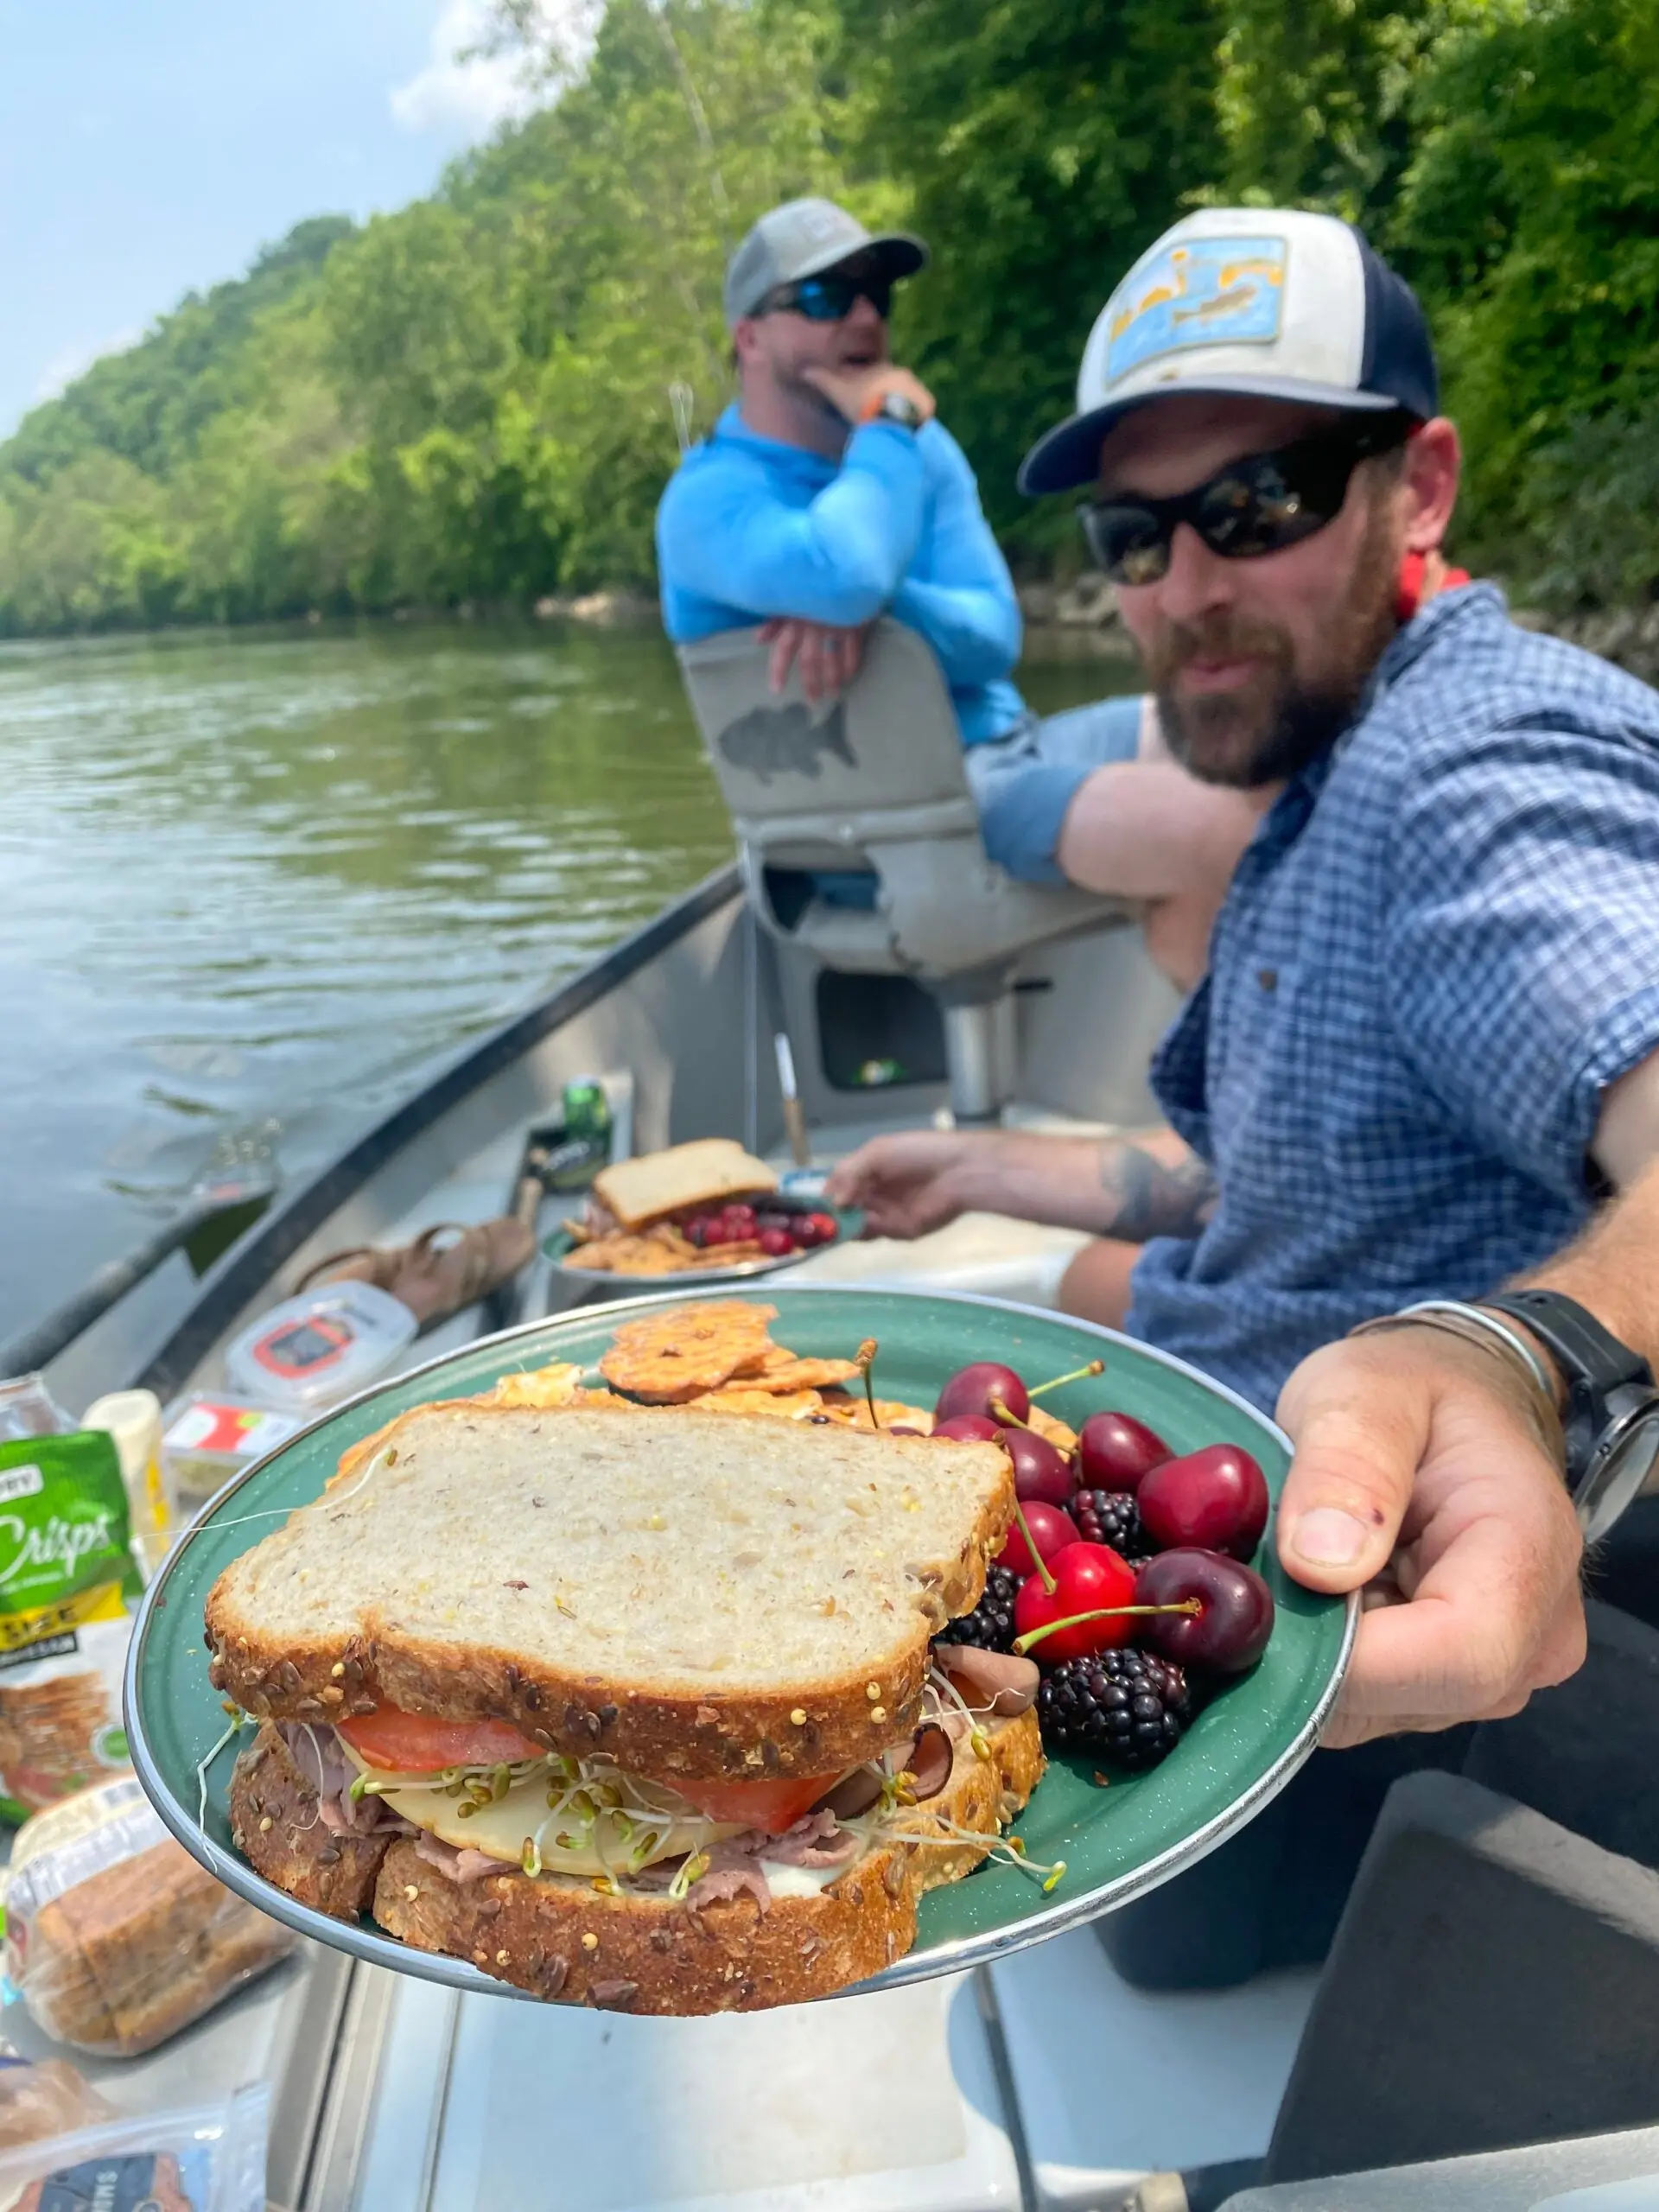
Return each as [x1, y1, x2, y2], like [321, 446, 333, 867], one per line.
[222, 1280, 416, 1414]
[0, 1379, 72, 1446]
[161, 1399, 300, 1514]
[0, 2082, 269, 2210]
[82, 1390, 172, 1568]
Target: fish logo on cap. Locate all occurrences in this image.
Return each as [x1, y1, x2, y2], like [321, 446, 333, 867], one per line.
[1105, 236, 1287, 385]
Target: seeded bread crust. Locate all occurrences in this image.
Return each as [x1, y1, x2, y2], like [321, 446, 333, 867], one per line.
[372, 1708, 1044, 2012]
[205, 1403, 1014, 1779]
[227, 1724, 395, 1920]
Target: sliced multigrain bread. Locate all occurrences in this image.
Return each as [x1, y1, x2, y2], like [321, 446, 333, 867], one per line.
[592, 1140, 777, 1230]
[206, 1404, 1014, 1779]
[373, 1707, 1043, 2012]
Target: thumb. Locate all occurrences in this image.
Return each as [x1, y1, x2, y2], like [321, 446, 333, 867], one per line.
[1274, 1340, 1427, 1592]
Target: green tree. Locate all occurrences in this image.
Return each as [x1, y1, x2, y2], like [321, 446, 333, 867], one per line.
[839, 0, 1226, 556]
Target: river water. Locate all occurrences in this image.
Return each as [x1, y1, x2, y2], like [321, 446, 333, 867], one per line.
[0, 619, 1128, 1348]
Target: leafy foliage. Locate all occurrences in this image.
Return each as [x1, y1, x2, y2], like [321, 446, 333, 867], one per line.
[3, 0, 1657, 632]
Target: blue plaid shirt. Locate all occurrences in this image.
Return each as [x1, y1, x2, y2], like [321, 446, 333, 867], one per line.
[1126, 584, 1659, 1413]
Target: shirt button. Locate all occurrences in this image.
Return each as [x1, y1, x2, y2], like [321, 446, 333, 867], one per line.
[1257, 967, 1278, 992]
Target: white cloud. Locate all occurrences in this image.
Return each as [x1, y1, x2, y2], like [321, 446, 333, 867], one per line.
[391, 0, 600, 137]
[35, 327, 143, 404]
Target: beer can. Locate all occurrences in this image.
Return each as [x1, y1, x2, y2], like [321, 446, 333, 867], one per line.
[562, 1077, 612, 1147]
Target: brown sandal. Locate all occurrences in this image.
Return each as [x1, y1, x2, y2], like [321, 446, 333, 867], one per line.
[294, 1218, 536, 1331]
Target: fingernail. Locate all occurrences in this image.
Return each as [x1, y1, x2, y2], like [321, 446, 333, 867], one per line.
[1291, 1508, 1369, 1567]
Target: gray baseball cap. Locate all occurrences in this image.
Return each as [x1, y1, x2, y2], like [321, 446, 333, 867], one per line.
[723, 196, 928, 327]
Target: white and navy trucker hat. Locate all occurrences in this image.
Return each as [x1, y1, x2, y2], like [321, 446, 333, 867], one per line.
[723, 197, 928, 327]
[1020, 207, 1439, 495]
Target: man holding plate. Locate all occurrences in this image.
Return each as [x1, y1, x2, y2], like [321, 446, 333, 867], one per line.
[830, 207, 1659, 1983]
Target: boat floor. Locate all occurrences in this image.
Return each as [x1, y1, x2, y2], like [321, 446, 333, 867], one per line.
[222, 1091, 1312, 2212]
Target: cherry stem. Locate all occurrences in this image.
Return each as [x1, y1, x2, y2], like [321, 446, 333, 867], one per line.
[1013, 1599, 1203, 1656]
[1027, 1358, 1105, 1402]
[1008, 1497, 1057, 1595]
[989, 1397, 1031, 1433]
[855, 1338, 879, 1428]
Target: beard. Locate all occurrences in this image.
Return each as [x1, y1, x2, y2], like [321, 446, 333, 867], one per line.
[1147, 503, 1403, 789]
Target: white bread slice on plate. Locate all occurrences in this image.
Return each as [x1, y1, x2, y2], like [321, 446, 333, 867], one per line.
[372, 1707, 1044, 2012]
[205, 1404, 1014, 1779]
[592, 1139, 778, 1230]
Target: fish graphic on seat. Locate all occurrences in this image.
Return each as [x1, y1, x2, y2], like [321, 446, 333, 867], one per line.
[715, 699, 857, 784]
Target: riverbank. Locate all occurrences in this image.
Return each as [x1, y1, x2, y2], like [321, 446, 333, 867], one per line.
[1013, 576, 1659, 684]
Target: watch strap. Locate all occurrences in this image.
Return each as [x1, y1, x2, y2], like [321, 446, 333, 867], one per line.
[1482, 1289, 1656, 1495]
[859, 387, 923, 430]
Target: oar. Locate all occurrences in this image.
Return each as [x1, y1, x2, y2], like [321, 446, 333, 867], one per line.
[0, 1128, 279, 1378]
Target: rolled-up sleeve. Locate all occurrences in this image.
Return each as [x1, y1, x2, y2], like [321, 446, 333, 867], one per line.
[1384, 717, 1659, 1196]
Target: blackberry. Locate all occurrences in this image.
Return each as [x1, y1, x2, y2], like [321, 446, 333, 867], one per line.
[1036, 1649, 1192, 1770]
[940, 1564, 1020, 1653]
[1072, 1488, 1151, 1559]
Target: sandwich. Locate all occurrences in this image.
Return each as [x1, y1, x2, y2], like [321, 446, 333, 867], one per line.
[590, 1138, 778, 1231]
[207, 1399, 1044, 2013]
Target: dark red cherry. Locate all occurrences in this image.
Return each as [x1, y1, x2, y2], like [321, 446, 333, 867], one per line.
[1006, 1427, 1077, 1509]
[999, 1500, 1078, 1579]
[1138, 1444, 1270, 1561]
[931, 1414, 1006, 1445]
[1077, 1410, 1171, 1492]
[1133, 1549, 1274, 1674]
[935, 1362, 1029, 1426]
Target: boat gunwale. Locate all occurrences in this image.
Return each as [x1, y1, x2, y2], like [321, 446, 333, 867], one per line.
[130, 861, 741, 1403]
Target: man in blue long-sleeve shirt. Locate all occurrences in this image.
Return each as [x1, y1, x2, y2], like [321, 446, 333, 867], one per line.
[656, 198, 1262, 967]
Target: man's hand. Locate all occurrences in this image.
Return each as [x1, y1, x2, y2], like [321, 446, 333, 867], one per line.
[828, 1124, 1212, 1243]
[802, 362, 936, 429]
[1275, 1327, 1586, 1748]
[827, 1130, 994, 1238]
[760, 616, 872, 703]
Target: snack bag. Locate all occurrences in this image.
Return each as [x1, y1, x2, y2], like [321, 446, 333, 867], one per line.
[5, 1781, 293, 2058]
[0, 2084, 267, 2212]
[0, 1436, 143, 1824]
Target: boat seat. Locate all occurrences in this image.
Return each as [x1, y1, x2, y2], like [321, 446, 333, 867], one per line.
[1260, 1770, 1659, 2184]
[676, 618, 1133, 1119]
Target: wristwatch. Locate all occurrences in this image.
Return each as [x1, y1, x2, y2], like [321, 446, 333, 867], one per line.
[861, 389, 925, 432]
[1482, 1289, 1659, 1540]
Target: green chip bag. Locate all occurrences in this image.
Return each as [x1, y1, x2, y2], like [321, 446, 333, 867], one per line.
[0, 1433, 143, 1824]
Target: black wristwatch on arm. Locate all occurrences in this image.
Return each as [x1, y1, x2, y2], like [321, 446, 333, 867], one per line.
[1482, 1290, 1659, 1540]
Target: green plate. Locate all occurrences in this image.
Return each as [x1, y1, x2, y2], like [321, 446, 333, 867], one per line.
[126, 1285, 1354, 2000]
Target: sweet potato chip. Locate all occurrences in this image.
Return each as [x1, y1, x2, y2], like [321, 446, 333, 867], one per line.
[743, 1355, 862, 1393]
[686, 1386, 826, 1420]
[1027, 1406, 1078, 1454]
[481, 1362, 586, 1409]
[600, 1300, 778, 1402]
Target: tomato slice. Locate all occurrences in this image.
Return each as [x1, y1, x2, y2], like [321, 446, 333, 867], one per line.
[337, 1702, 543, 1774]
[661, 1770, 841, 1835]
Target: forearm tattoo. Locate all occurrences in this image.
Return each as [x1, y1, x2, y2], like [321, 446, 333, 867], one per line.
[1098, 1142, 1217, 1241]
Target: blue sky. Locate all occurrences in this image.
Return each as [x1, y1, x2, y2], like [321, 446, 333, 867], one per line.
[0, 2, 556, 440]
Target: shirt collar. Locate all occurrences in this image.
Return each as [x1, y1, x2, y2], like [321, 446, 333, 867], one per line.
[1276, 580, 1505, 819]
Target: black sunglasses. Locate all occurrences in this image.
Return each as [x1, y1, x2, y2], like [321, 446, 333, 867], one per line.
[762, 272, 893, 323]
[1078, 415, 1415, 586]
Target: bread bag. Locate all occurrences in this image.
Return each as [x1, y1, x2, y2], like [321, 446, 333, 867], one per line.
[5, 1779, 293, 2057]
